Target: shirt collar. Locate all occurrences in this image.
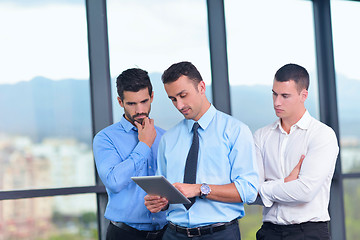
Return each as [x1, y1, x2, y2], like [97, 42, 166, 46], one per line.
[120, 115, 137, 133]
[271, 119, 282, 130]
[271, 110, 311, 132]
[185, 104, 216, 133]
[294, 110, 311, 130]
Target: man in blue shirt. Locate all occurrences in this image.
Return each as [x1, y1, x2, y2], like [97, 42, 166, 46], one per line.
[93, 68, 167, 240]
[144, 62, 259, 239]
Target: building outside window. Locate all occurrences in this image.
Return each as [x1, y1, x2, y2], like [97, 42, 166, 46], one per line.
[0, 1, 98, 239]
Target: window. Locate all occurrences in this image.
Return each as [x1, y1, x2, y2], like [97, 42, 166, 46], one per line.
[107, 0, 212, 129]
[225, 0, 318, 132]
[0, 194, 97, 240]
[0, 0, 93, 190]
[331, 0, 360, 174]
[331, 0, 360, 238]
[0, 1, 97, 239]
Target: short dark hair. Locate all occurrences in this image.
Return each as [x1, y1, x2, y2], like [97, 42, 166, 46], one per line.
[274, 63, 309, 92]
[162, 61, 203, 86]
[116, 68, 152, 101]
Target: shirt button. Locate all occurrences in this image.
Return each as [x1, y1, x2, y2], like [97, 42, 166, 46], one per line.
[149, 166, 152, 169]
[152, 217, 155, 220]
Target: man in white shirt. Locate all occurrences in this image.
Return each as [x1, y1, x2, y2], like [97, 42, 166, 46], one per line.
[254, 63, 339, 240]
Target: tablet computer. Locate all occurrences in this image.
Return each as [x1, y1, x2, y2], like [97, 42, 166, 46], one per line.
[131, 176, 191, 204]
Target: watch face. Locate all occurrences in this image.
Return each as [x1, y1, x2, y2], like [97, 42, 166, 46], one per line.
[201, 184, 211, 195]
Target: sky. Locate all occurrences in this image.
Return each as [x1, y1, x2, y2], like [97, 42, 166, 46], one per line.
[0, 0, 359, 86]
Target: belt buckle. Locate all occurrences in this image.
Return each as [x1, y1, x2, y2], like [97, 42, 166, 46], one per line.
[186, 227, 201, 237]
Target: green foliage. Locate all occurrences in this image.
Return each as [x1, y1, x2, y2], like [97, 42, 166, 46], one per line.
[344, 178, 360, 239]
[45, 233, 84, 240]
[239, 205, 263, 240]
[80, 212, 97, 226]
[37, 211, 98, 240]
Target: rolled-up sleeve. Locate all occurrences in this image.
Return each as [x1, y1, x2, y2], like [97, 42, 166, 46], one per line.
[230, 124, 259, 204]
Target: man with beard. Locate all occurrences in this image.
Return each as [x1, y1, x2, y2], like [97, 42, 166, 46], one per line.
[93, 68, 167, 240]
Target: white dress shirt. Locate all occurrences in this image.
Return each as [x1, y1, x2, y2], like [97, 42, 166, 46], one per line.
[254, 111, 339, 225]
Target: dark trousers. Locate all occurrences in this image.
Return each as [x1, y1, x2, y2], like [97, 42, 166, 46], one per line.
[162, 221, 241, 240]
[106, 221, 165, 240]
[256, 221, 330, 240]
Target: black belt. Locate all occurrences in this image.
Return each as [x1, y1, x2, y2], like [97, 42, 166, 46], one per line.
[168, 219, 238, 237]
[263, 221, 329, 231]
[111, 221, 165, 240]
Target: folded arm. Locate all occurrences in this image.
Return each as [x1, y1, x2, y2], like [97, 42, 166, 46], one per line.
[259, 131, 339, 207]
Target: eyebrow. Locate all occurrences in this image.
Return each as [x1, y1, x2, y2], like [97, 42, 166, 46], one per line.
[168, 90, 187, 99]
[272, 90, 290, 96]
[125, 97, 149, 104]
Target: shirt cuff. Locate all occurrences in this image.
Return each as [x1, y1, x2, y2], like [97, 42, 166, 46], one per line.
[259, 179, 284, 207]
[233, 178, 258, 204]
[132, 141, 151, 166]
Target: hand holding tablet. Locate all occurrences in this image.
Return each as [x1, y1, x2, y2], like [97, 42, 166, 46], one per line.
[131, 176, 191, 204]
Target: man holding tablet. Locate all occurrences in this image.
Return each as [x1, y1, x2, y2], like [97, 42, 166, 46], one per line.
[93, 68, 167, 240]
[144, 61, 259, 239]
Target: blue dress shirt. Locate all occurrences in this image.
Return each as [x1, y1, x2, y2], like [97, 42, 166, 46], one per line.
[93, 116, 167, 231]
[157, 105, 259, 228]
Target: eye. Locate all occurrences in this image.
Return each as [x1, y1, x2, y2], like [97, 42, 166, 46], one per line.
[180, 93, 186, 98]
[281, 94, 290, 99]
[127, 102, 135, 106]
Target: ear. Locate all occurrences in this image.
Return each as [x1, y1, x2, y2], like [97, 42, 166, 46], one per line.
[118, 96, 124, 107]
[198, 81, 206, 94]
[150, 91, 154, 103]
[300, 89, 308, 103]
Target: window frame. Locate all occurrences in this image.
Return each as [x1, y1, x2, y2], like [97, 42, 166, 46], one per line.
[1, 1, 359, 240]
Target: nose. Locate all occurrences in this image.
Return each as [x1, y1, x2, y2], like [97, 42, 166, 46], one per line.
[175, 99, 185, 110]
[273, 95, 281, 107]
[135, 104, 145, 114]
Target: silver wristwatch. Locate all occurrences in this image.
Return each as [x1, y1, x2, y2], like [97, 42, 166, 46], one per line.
[200, 183, 211, 199]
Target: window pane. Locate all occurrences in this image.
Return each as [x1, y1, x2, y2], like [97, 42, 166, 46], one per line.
[343, 179, 360, 239]
[0, 194, 98, 240]
[0, 1, 95, 190]
[331, 0, 360, 174]
[225, 1, 318, 239]
[107, 0, 212, 130]
[225, 0, 318, 132]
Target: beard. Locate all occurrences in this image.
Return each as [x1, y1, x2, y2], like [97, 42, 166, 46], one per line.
[125, 111, 149, 125]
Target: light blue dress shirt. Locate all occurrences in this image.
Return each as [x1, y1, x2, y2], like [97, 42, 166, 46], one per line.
[157, 105, 259, 228]
[93, 116, 167, 231]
